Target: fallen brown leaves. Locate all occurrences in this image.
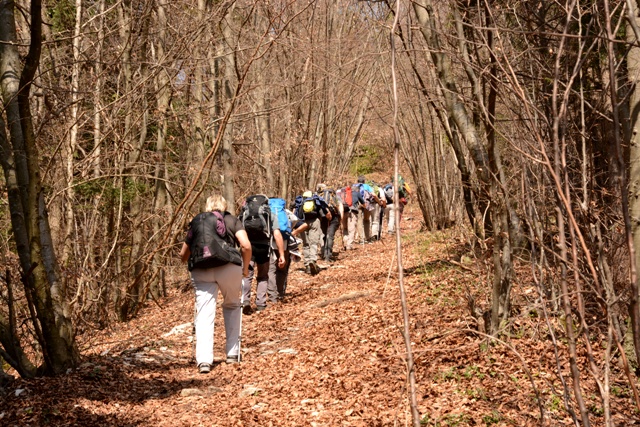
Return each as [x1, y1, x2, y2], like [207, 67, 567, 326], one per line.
[1, 205, 639, 426]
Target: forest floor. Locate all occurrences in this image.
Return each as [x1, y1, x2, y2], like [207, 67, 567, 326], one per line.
[1, 204, 639, 426]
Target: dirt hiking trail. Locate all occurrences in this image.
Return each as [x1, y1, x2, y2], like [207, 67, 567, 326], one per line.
[2, 205, 637, 426]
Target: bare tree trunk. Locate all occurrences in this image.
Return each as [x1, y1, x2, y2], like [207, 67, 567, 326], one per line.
[115, 0, 149, 320]
[338, 76, 374, 176]
[389, 3, 421, 424]
[151, 0, 171, 300]
[254, 73, 274, 192]
[220, 8, 238, 211]
[91, 0, 104, 178]
[413, 0, 492, 233]
[625, 0, 640, 368]
[61, 0, 83, 266]
[392, 13, 474, 230]
[308, 109, 324, 189]
[0, 0, 78, 375]
[550, 6, 590, 421]
[192, 0, 208, 164]
[413, 0, 514, 333]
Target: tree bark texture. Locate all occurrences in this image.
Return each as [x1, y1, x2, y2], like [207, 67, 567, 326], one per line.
[0, 0, 78, 375]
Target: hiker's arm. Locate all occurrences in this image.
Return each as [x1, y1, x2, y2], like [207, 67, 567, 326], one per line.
[291, 221, 308, 237]
[180, 242, 190, 263]
[319, 200, 332, 220]
[235, 230, 252, 277]
[273, 229, 286, 268]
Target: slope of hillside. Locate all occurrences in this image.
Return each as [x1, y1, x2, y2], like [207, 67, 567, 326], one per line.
[1, 204, 637, 426]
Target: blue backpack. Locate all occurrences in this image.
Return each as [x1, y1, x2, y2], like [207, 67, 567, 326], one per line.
[268, 198, 292, 235]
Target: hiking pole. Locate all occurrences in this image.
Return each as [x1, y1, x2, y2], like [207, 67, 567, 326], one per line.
[237, 279, 244, 363]
[378, 204, 384, 241]
[192, 298, 197, 363]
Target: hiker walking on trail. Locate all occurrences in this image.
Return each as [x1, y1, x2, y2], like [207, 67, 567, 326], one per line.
[384, 176, 411, 234]
[239, 194, 286, 314]
[317, 183, 342, 262]
[336, 187, 350, 250]
[352, 175, 375, 244]
[294, 190, 331, 275]
[339, 179, 364, 250]
[180, 194, 252, 373]
[266, 198, 301, 302]
[369, 182, 387, 241]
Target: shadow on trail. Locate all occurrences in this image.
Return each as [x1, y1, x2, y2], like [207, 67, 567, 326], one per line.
[0, 353, 206, 426]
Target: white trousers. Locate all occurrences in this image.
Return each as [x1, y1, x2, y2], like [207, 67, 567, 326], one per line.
[371, 203, 383, 237]
[385, 203, 404, 233]
[190, 263, 242, 365]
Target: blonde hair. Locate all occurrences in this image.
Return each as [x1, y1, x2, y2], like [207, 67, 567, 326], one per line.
[205, 194, 227, 212]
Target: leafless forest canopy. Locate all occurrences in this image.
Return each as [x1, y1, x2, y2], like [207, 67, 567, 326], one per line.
[2, 0, 640, 425]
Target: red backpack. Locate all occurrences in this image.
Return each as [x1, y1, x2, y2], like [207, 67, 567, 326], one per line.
[344, 186, 353, 207]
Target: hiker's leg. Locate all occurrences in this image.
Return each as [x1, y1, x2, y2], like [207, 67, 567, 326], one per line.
[190, 268, 219, 366]
[387, 204, 395, 233]
[241, 260, 255, 307]
[267, 252, 278, 303]
[341, 213, 349, 248]
[363, 209, 372, 241]
[320, 217, 328, 257]
[307, 218, 321, 263]
[371, 203, 381, 237]
[398, 202, 405, 227]
[254, 260, 270, 308]
[276, 253, 290, 298]
[217, 263, 242, 358]
[301, 225, 311, 267]
[347, 211, 357, 248]
[325, 216, 340, 259]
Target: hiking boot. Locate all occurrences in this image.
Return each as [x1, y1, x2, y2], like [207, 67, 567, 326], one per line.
[309, 262, 319, 276]
[305, 265, 312, 275]
[255, 305, 266, 312]
[225, 354, 240, 364]
[290, 249, 302, 262]
[242, 305, 254, 315]
[198, 363, 211, 374]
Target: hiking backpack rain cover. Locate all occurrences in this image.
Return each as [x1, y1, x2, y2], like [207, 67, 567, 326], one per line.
[241, 195, 272, 242]
[350, 183, 362, 209]
[268, 198, 292, 234]
[384, 184, 394, 204]
[187, 212, 242, 271]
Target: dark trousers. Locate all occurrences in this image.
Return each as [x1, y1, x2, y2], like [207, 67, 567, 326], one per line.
[321, 215, 340, 260]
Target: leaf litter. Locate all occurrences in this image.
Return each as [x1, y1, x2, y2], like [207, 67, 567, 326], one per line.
[1, 204, 638, 426]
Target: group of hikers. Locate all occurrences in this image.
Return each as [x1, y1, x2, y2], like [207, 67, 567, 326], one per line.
[179, 175, 411, 373]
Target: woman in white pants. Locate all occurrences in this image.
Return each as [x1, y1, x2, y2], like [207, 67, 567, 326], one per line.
[180, 195, 252, 373]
